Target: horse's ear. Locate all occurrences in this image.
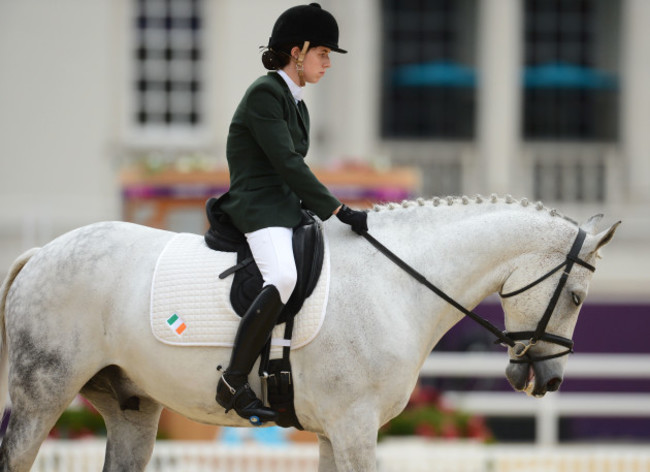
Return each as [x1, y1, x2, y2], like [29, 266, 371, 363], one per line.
[591, 221, 621, 253]
[581, 214, 604, 234]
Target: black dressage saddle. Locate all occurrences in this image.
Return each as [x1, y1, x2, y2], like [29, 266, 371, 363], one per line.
[204, 195, 325, 326]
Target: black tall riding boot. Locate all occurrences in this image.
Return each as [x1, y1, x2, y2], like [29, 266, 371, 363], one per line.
[216, 285, 284, 424]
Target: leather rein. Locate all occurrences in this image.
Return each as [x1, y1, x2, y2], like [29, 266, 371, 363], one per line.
[361, 228, 595, 364]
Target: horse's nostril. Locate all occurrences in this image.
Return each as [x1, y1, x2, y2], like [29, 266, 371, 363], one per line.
[546, 377, 562, 392]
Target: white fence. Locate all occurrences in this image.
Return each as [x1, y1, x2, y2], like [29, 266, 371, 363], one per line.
[29, 440, 650, 472]
[421, 352, 650, 445]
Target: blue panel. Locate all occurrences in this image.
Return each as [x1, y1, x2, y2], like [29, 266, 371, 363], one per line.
[393, 60, 477, 88]
[524, 62, 618, 89]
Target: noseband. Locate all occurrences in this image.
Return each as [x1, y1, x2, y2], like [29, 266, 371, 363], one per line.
[361, 228, 595, 365]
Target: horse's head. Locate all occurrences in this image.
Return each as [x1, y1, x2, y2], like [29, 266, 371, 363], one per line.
[499, 215, 620, 397]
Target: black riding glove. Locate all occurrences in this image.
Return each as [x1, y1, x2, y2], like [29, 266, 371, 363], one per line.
[336, 205, 368, 235]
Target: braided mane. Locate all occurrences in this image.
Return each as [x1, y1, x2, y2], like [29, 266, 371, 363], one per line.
[371, 194, 579, 226]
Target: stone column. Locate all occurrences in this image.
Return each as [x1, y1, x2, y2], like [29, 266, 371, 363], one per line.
[310, 0, 380, 165]
[476, 0, 523, 195]
[620, 0, 650, 203]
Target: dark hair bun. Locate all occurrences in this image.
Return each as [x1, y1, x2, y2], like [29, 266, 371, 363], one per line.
[261, 48, 290, 70]
[262, 49, 281, 70]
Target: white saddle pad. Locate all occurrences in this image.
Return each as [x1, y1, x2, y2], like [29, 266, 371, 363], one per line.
[150, 233, 329, 351]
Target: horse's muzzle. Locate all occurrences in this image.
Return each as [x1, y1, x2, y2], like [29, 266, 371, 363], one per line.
[505, 361, 564, 397]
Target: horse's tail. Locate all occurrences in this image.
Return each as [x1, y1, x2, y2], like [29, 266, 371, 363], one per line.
[0, 247, 40, 419]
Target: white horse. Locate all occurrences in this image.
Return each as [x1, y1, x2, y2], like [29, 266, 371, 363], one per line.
[0, 195, 618, 471]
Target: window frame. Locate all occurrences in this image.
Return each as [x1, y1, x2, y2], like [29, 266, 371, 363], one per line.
[122, 0, 211, 150]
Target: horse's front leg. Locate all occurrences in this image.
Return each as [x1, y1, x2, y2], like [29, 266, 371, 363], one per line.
[317, 434, 337, 472]
[320, 404, 380, 472]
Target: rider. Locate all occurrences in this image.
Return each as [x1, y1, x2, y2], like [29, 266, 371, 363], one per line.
[214, 3, 368, 423]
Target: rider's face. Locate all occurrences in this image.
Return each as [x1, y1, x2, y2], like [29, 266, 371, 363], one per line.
[301, 46, 332, 84]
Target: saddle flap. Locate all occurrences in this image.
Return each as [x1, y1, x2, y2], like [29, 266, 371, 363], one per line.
[280, 214, 324, 322]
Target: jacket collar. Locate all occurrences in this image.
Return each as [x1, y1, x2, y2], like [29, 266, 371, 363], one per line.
[276, 69, 304, 103]
[267, 72, 309, 134]
[268, 72, 303, 103]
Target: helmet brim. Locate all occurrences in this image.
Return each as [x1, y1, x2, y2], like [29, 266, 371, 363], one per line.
[318, 43, 347, 54]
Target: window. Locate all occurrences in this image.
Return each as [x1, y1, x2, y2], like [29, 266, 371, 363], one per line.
[381, 0, 477, 139]
[523, 0, 619, 140]
[532, 145, 607, 202]
[134, 0, 203, 128]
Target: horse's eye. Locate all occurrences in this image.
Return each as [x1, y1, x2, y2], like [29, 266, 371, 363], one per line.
[571, 292, 582, 306]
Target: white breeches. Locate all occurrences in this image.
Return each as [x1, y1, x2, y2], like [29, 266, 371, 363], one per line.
[245, 226, 297, 304]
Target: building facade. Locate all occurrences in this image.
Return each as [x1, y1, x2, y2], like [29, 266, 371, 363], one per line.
[0, 0, 648, 301]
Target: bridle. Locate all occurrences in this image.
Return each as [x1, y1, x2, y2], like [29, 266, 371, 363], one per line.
[361, 228, 595, 364]
[498, 228, 595, 363]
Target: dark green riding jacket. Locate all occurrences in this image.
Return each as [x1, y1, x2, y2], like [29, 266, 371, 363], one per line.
[220, 72, 341, 233]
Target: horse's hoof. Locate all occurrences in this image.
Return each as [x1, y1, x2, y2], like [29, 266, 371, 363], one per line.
[249, 415, 262, 426]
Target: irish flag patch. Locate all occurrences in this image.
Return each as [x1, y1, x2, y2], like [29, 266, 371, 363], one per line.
[166, 314, 187, 336]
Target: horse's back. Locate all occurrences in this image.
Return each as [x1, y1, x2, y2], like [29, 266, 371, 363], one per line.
[12, 221, 170, 289]
[4, 221, 175, 356]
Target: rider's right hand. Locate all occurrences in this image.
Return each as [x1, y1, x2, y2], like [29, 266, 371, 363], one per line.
[335, 205, 368, 235]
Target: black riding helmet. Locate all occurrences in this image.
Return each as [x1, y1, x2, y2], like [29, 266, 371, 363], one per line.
[267, 3, 347, 54]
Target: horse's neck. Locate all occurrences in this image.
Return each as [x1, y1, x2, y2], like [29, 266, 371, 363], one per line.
[362, 199, 575, 359]
[369, 201, 552, 294]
